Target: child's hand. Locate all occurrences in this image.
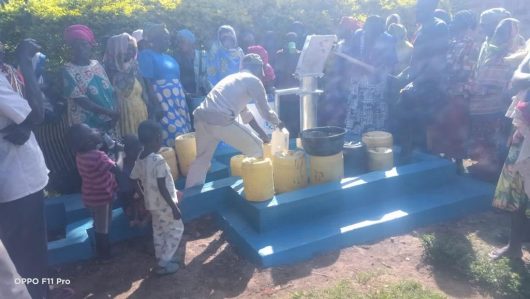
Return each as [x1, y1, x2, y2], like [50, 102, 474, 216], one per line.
[172, 206, 182, 220]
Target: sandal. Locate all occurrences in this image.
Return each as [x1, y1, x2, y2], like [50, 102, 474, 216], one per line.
[155, 262, 179, 276]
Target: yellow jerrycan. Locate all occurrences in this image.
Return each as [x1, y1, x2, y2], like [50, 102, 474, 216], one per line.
[159, 147, 179, 180]
[367, 147, 394, 171]
[230, 155, 246, 177]
[273, 150, 308, 194]
[309, 152, 344, 185]
[174, 133, 197, 176]
[242, 157, 275, 202]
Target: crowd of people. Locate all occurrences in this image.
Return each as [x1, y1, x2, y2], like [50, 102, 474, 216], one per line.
[1, 0, 530, 297]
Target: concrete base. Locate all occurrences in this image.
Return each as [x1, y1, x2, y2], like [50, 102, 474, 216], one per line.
[45, 144, 495, 267]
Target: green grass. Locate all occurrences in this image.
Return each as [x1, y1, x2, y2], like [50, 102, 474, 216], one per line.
[290, 280, 446, 299]
[420, 232, 530, 298]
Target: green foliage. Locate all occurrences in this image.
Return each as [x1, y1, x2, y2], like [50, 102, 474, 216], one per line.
[0, 0, 417, 72]
[290, 279, 446, 299]
[420, 233, 530, 298]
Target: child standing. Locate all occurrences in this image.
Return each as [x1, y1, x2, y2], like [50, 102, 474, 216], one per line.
[131, 120, 184, 275]
[117, 135, 149, 227]
[68, 124, 118, 261]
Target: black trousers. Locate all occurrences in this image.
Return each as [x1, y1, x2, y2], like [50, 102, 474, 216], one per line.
[0, 190, 48, 299]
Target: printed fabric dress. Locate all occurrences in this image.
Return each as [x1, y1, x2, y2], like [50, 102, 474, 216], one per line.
[344, 30, 397, 142]
[138, 49, 191, 147]
[63, 60, 118, 135]
[493, 92, 530, 217]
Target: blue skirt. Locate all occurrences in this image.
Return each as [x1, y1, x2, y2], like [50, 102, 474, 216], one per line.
[153, 79, 192, 146]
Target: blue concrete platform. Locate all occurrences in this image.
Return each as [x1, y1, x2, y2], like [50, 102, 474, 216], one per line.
[218, 176, 493, 267]
[44, 143, 495, 268]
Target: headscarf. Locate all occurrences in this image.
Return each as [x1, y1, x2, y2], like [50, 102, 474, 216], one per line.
[434, 9, 452, 24]
[388, 23, 408, 43]
[480, 8, 512, 38]
[176, 29, 196, 44]
[450, 10, 477, 36]
[132, 29, 143, 42]
[218, 25, 238, 49]
[207, 25, 244, 85]
[103, 33, 138, 97]
[247, 45, 275, 83]
[64, 24, 96, 46]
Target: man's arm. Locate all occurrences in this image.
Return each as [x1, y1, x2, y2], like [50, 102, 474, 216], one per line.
[248, 77, 281, 127]
[249, 118, 271, 143]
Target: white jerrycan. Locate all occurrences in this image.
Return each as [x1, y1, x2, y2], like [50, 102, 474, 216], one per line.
[270, 128, 290, 156]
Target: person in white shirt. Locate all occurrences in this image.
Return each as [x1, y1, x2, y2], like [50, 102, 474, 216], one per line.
[131, 120, 184, 276]
[185, 54, 284, 189]
[0, 39, 49, 299]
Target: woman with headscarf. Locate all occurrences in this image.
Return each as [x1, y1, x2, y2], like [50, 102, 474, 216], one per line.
[343, 15, 397, 142]
[387, 23, 413, 75]
[247, 45, 275, 94]
[385, 14, 401, 30]
[103, 33, 148, 136]
[427, 10, 479, 173]
[63, 24, 119, 136]
[469, 18, 522, 176]
[207, 25, 244, 86]
[138, 23, 191, 147]
[490, 52, 530, 260]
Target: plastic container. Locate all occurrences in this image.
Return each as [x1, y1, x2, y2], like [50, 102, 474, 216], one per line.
[159, 147, 179, 180]
[343, 141, 366, 173]
[362, 131, 393, 150]
[230, 155, 246, 177]
[242, 157, 275, 202]
[174, 132, 197, 176]
[271, 128, 290, 156]
[296, 138, 303, 149]
[301, 127, 346, 156]
[309, 152, 344, 185]
[367, 147, 394, 171]
[263, 143, 272, 159]
[273, 150, 308, 194]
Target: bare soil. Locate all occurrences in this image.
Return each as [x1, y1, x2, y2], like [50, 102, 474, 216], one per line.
[51, 210, 525, 299]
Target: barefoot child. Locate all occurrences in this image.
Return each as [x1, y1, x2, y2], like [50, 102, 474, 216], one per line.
[131, 120, 184, 275]
[68, 124, 118, 261]
[118, 135, 149, 227]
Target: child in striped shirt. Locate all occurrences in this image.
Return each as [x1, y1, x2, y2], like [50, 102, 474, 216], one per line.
[68, 124, 118, 261]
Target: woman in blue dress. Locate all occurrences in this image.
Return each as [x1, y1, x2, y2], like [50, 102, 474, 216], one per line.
[138, 23, 191, 147]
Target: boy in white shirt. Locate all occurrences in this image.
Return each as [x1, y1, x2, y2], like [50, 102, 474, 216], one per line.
[130, 120, 184, 275]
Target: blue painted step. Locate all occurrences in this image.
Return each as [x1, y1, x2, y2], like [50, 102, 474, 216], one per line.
[218, 176, 495, 267]
[175, 159, 229, 189]
[230, 158, 458, 233]
[86, 208, 150, 244]
[48, 217, 93, 266]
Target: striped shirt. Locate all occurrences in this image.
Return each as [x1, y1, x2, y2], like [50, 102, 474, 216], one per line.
[76, 150, 117, 206]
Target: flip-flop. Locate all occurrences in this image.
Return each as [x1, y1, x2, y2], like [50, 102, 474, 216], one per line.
[155, 262, 179, 276]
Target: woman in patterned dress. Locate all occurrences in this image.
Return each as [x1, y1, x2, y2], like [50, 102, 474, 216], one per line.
[427, 10, 479, 173]
[207, 25, 244, 87]
[343, 15, 397, 142]
[490, 52, 530, 260]
[62, 25, 119, 136]
[104, 33, 149, 136]
[138, 23, 191, 147]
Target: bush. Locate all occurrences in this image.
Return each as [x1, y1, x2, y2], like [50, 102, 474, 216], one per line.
[0, 0, 418, 71]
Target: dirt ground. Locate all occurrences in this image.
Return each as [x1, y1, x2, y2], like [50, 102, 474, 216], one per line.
[51, 210, 525, 299]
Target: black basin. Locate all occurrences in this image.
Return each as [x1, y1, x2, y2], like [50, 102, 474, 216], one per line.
[301, 127, 346, 156]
